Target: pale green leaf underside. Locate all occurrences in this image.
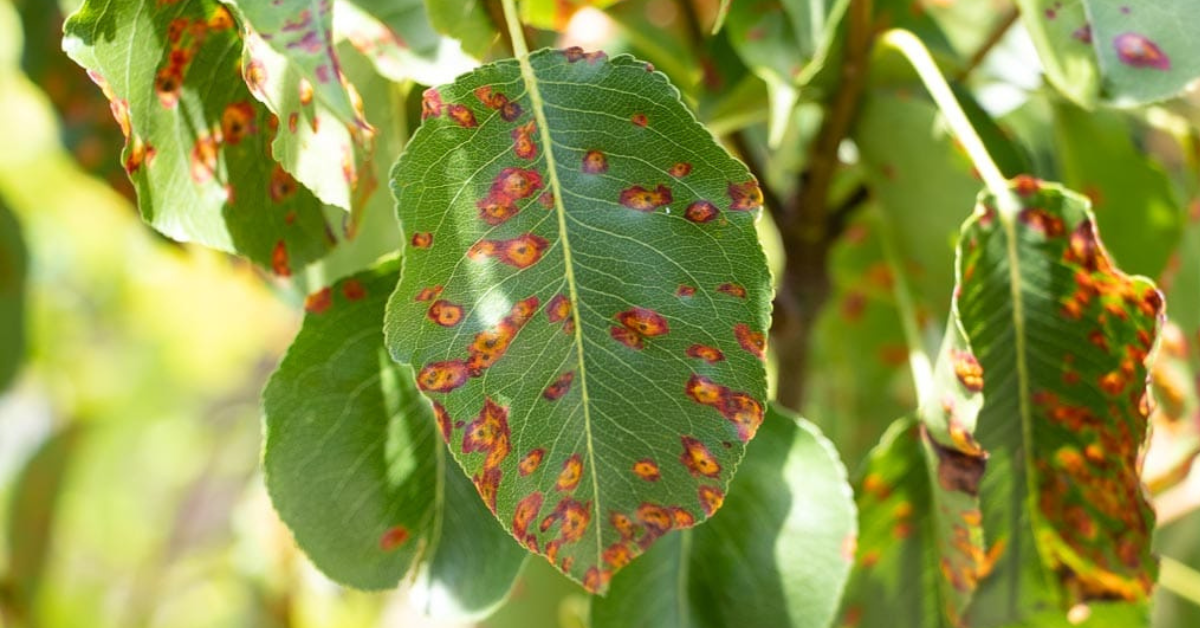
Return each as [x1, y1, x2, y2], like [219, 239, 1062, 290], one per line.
[591, 406, 856, 628]
[264, 262, 524, 614]
[385, 49, 771, 593]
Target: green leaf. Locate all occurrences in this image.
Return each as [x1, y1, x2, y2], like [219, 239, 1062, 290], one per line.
[264, 261, 525, 613]
[425, 0, 497, 61]
[961, 180, 1162, 624]
[0, 198, 26, 390]
[62, 0, 337, 273]
[1051, 102, 1182, 278]
[1016, 0, 1200, 107]
[726, 0, 848, 93]
[591, 405, 856, 628]
[222, 0, 363, 128]
[385, 48, 771, 593]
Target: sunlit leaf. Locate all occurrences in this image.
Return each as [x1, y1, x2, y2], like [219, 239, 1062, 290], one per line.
[961, 179, 1162, 624]
[385, 48, 771, 592]
[333, 0, 477, 86]
[591, 405, 856, 628]
[264, 261, 526, 613]
[62, 0, 337, 274]
[1016, 0, 1200, 107]
[0, 198, 25, 390]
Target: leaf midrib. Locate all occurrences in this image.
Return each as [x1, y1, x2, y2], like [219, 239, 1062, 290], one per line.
[508, 47, 605, 567]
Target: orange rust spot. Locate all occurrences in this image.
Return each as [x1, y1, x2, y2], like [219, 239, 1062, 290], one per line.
[684, 200, 718, 223]
[563, 46, 607, 63]
[636, 503, 673, 534]
[447, 103, 477, 128]
[427, 299, 464, 327]
[686, 374, 727, 406]
[619, 184, 672, 212]
[616, 307, 670, 337]
[463, 398, 511, 470]
[670, 507, 695, 528]
[298, 79, 314, 106]
[632, 459, 661, 482]
[417, 360, 470, 393]
[288, 112, 299, 133]
[415, 286, 443, 302]
[411, 232, 433, 249]
[538, 191, 555, 208]
[421, 88, 443, 119]
[582, 566, 610, 593]
[734, 323, 765, 359]
[1099, 370, 1128, 396]
[220, 102, 256, 145]
[519, 449, 546, 476]
[473, 466, 501, 513]
[190, 133, 219, 184]
[952, 350, 984, 392]
[612, 511, 639, 540]
[1088, 329, 1109, 352]
[681, 437, 721, 478]
[474, 85, 508, 109]
[556, 454, 584, 492]
[271, 240, 291, 277]
[432, 401, 452, 443]
[270, 164, 298, 203]
[1020, 207, 1065, 237]
[304, 287, 332, 313]
[676, 284, 697, 297]
[544, 498, 591, 543]
[513, 492, 544, 544]
[1013, 174, 1041, 196]
[863, 473, 890, 500]
[686, 344, 725, 363]
[717, 283, 747, 298]
[125, 137, 156, 174]
[582, 150, 608, 174]
[469, 234, 550, 269]
[547, 294, 571, 323]
[490, 167, 544, 201]
[379, 525, 409, 551]
[342, 279, 366, 301]
[631, 113, 648, 127]
[602, 543, 635, 569]
[511, 121, 537, 160]
[720, 392, 764, 441]
[476, 196, 519, 226]
[543, 371, 575, 401]
[669, 162, 692, 177]
[728, 180, 763, 211]
[610, 327, 643, 349]
[697, 485, 725, 516]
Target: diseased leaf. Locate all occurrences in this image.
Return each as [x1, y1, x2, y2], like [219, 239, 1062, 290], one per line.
[222, 0, 363, 128]
[1051, 102, 1182, 278]
[1016, 0, 1200, 106]
[0, 198, 26, 390]
[962, 179, 1162, 624]
[62, 0, 337, 274]
[385, 48, 771, 593]
[264, 261, 525, 613]
[591, 405, 856, 628]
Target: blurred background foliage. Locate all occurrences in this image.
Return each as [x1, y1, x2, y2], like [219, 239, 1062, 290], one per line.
[2, 0, 1200, 626]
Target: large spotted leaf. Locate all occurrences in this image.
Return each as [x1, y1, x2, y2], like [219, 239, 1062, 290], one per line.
[384, 49, 771, 593]
[959, 180, 1162, 625]
[265, 261, 526, 615]
[1016, 0, 1200, 107]
[62, 0, 337, 274]
[591, 405, 856, 628]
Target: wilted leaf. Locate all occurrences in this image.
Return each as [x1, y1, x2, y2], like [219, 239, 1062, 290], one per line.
[62, 0, 337, 273]
[0, 198, 25, 390]
[385, 48, 771, 592]
[591, 405, 856, 628]
[1016, 0, 1200, 107]
[264, 261, 526, 613]
[961, 179, 1162, 624]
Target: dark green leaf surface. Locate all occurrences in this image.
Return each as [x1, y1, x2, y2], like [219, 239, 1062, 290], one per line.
[385, 48, 771, 592]
[726, 0, 847, 95]
[962, 180, 1161, 624]
[264, 262, 525, 612]
[0, 199, 26, 390]
[62, 0, 337, 273]
[1017, 0, 1200, 106]
[591, 406, 856, 628]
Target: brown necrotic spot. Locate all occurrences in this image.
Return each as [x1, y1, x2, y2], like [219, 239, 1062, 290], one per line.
[619, 184, 673, 212]
[680, 436, 721, 478]
[697, 486, 725, 516]
[686, 344, 725, 363]
[727, 180, 764, 210]
[717, 283, 747, 298]
[411, 232, 433, 249]
[922, 424, 987, 496]
[610, 326, 643, 350]
[378, 525, 409, 551]
[501, 101, 524, 122]
[519, 449, 545, 476]
[304, 287, 332, 314]
[555, 454, 584, 492]
[734, 323, 765, 359]
[432, 401, 452, 443]
[543, 371, 575, 401]
[684, 201, 718, 223]
[342, 279, 366, 301]
[581, 150, 608, 174]
[427, 299, 464, 327]
[632, 459, 660, 481]
[417, 360, 470, 393]
[270, 164, 297, 202]
[446, 103, 477, 128]
[1019, 208, 1066, 237]
[676, 284, 696, 298]
[473, 466, 501, 513]
[630, 113, 648, 127]
[271, 240, 291, 277]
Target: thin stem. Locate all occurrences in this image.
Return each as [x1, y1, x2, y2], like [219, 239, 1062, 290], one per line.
[874, 206, 934, 403]
[879, 29, 1017, 216]
[1160, 556, 1200, 608]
